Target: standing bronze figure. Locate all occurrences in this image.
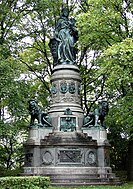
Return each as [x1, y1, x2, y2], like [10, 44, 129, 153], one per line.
[49, 8, 78, 66]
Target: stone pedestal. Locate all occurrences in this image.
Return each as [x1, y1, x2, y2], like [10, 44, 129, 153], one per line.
[23, 131, 120, 185]
[23, 64, 121, 185]
[82, 126, 108, 144]
[49, 65, 84, 132]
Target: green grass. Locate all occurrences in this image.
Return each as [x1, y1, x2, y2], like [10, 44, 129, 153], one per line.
[49, 182, 133, 189]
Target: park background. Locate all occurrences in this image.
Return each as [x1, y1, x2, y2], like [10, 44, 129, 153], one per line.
[0, 0, 133, 186]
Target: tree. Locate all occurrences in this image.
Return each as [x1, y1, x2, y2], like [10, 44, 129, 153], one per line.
[0, 122, 27, 171]
[77, 0, 133, 179]
[0, 46, 31, 172]
[0, 0, 80, 172]
[0, 0, 132, 178]
[0, 0, 38, 172]
[99, 38, 133, 178]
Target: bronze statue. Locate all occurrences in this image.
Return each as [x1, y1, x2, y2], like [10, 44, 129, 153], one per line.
[28, 99, 52, 127]
[83, 101, 109, 128]
[49, 7, 78, 66]
[28, 99, 42, 126]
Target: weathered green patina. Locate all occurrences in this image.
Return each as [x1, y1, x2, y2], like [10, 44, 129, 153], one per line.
[60, 108, 76, 132]
[28, 99, 52, 127]
[49, 7, 78, 66]
[83, 101, 109, 128]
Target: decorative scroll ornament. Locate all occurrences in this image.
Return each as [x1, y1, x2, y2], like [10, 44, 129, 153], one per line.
[87, 151, 96, 165]
[64, 108, 72, 115]
[42, 151, 53, 165]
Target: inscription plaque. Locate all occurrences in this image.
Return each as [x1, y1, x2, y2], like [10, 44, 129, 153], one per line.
[59, 150, 81, 163]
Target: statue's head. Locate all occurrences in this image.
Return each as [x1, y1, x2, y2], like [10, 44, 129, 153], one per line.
[100, 101, 109, 113]
[101, 101, 108, 106]
[28, 99, 38, 108]
[28, 99, 40, 115]
[62, 7, 69, 17]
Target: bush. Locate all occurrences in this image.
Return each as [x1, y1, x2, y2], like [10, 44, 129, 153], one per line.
[0, 176, 50, 189]
[0, 167, 23, 177]
[115, 171, 127, 182]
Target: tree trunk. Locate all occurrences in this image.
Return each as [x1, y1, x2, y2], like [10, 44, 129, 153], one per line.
[127, 140, 133, 181]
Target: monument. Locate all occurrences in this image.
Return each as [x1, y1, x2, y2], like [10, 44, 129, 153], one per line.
[23, 8, 121, 186]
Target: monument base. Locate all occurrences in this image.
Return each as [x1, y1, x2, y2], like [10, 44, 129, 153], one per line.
[23, 166, 120, 186]
[23, 130, 121, 186]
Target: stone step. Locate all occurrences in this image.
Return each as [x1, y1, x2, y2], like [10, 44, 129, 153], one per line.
[41, 132, 97, 145]
[21, 172, 121, 185]
[44, 173, 121, 185]
[46, 173, 117, 179]
[51, 180, 122, 186]
[43, 132, 92, 140]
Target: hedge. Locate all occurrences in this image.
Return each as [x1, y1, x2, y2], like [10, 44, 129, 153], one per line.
[0, 167, 23, 177]
[0, 176, 50, 189]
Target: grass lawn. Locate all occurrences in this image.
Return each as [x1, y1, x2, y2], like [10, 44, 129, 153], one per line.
[49, 182, 133, 189]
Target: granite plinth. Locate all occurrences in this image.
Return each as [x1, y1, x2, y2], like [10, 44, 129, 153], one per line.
[23, 131, 121, 185]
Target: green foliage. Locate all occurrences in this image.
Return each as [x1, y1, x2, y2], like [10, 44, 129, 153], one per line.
[77, 0, 133, 127]
[0, 0, 132, 177]
[115, 171, 127, 182]
[77, 0, 132, 50]
[99, 38, 133, 133]
[49, 182, 133, 189]
[77, 0, 133, 175]
[0, 121, 27, 169]
[0, 0, 53, 172]
[0, 176, 50, 189]
[0, 167, 23, 177]
[19, 42, 51, 101]
[100, 38, 133, 87]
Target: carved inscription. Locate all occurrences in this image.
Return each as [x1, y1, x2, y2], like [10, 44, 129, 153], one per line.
[59, 150, 81, 163]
